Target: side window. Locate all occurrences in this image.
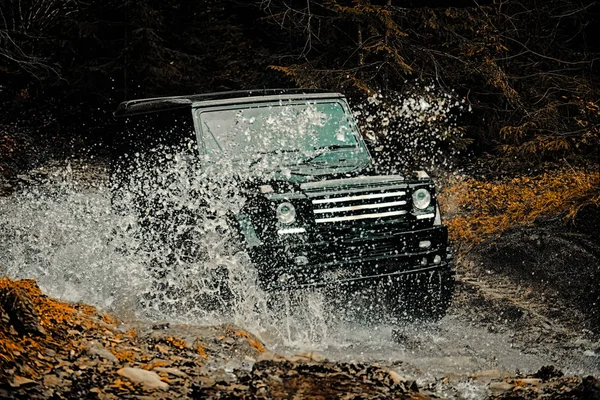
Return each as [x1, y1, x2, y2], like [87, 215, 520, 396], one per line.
[194, 109, 222, 155]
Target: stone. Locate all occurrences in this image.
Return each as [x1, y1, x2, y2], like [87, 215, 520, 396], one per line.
[155, 344, 170, 354]
[387, 370, 406, 385]
[406, 380, 419, 392]
[117, 367, 169, 390]
[515, 378, 542, 386]
[532, 365, 564, 380]
[43, 374, 64, 387]
[473, 369, 511, 382]
[154, 367, 189, 378]
[88, 341, 118, 363]
[489, 381, 514, 393]
[289, 352, 326, 362]
[10, 376, 37, 387]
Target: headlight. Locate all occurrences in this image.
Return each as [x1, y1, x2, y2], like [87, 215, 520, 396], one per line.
[276, 202, 296, 224]
[412, 188, 431, 210]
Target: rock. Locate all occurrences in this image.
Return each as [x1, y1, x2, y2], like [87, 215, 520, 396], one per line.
[152, 322, 170, 330]
[155, 344, 170, 354]
[515, 378, 542, 386]
[0, 286, 46, 336]
[43, 374, 64, 387]
[473, 369, 511, 383]
[532, 365, 564, 380]
[87, 341, 118, 363]
[288, 352, 326, 362]
[153, 367, 189, 378]
[387, 370, 406, 385]
[257, 350, 286, 362]
[10, 376, 37, 387]
[406, 380, 419, 392]
[489, 381, 514, 393]
[117, 367, 169, 390]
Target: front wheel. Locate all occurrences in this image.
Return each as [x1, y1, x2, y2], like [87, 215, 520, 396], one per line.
[384, 268, 455, 322]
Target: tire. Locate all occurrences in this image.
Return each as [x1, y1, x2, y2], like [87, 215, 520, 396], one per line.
[384, 268, 455, 322]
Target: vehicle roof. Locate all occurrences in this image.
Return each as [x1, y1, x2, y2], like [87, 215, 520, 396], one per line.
[114, 89, 345, 117]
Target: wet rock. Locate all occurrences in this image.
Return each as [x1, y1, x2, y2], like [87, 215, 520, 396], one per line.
[532, 365, 564, 380]
[575, 376, 600, 398]
[387, 370, 406, 385]
[87, 341, 118, 363]
[152, 322, 170, 330]
[117, 367, 169, 390]
[154, 343, 171, 354]
[42, 374, 64, 387]
[288, 351, 326, 362]
[236, 359, 415, 398]
[257, 350, 286, 362]
[0, 285, 46, 336]
[9, 376, 37, 388]
[514, 378, 542, 386]
[153, 367, 189, 378]
[473, 369, 511, 383]
[489, 381, 514, 393]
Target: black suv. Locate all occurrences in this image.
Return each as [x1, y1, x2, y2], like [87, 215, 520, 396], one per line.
[113, 89, 454, 320]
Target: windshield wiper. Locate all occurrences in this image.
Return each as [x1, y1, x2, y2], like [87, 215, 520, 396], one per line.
[294, 144, 357, 166]
[251, 144, 356, 169]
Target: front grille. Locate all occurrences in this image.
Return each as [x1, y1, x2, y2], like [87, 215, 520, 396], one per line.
[332, 239, 406, 263]
[301, 176, 411, 236]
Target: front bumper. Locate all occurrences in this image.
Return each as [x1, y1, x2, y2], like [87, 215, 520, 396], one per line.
[249, 226, 453, 290]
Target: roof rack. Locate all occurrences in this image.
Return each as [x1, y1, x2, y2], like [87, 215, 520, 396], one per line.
[114, 88, 341, 117]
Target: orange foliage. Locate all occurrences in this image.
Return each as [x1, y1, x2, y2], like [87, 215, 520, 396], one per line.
[234, 330, 265, 353]
[113, 349, 135, 363]
[164, 336, 188, 350]
[0, 278, 120, 382]
[196, 343, 208, 359]
[441, 169, 600, 245]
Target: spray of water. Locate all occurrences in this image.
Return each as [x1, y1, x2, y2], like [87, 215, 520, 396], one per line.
[0, 84, 468, 349]
[352, 82, 470, 172]
[0, 165, 145, 311]
[3, 87, 599, 394]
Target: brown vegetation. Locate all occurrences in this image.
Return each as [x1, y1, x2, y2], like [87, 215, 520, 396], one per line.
[0, 278, 135, 384]
[441, 169, 600, 246]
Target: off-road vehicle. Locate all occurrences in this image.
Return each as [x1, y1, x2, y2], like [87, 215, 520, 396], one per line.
[113, 89, 454, 320]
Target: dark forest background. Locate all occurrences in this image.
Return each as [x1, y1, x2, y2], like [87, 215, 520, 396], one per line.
[1, 0, 599, 179]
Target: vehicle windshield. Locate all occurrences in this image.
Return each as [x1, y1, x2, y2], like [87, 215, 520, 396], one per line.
[198, 101, 368, 173]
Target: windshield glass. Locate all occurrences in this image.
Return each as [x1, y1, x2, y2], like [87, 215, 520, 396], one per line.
[199, 102, 360, 157]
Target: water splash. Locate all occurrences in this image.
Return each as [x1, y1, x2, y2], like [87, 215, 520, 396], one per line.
[5, 90, 597, 386]
[0, 165, 145, 311]
[352, 82, 470, 172]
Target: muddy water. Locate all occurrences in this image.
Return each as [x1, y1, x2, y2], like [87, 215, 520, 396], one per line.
[1, 164, 598, 399]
